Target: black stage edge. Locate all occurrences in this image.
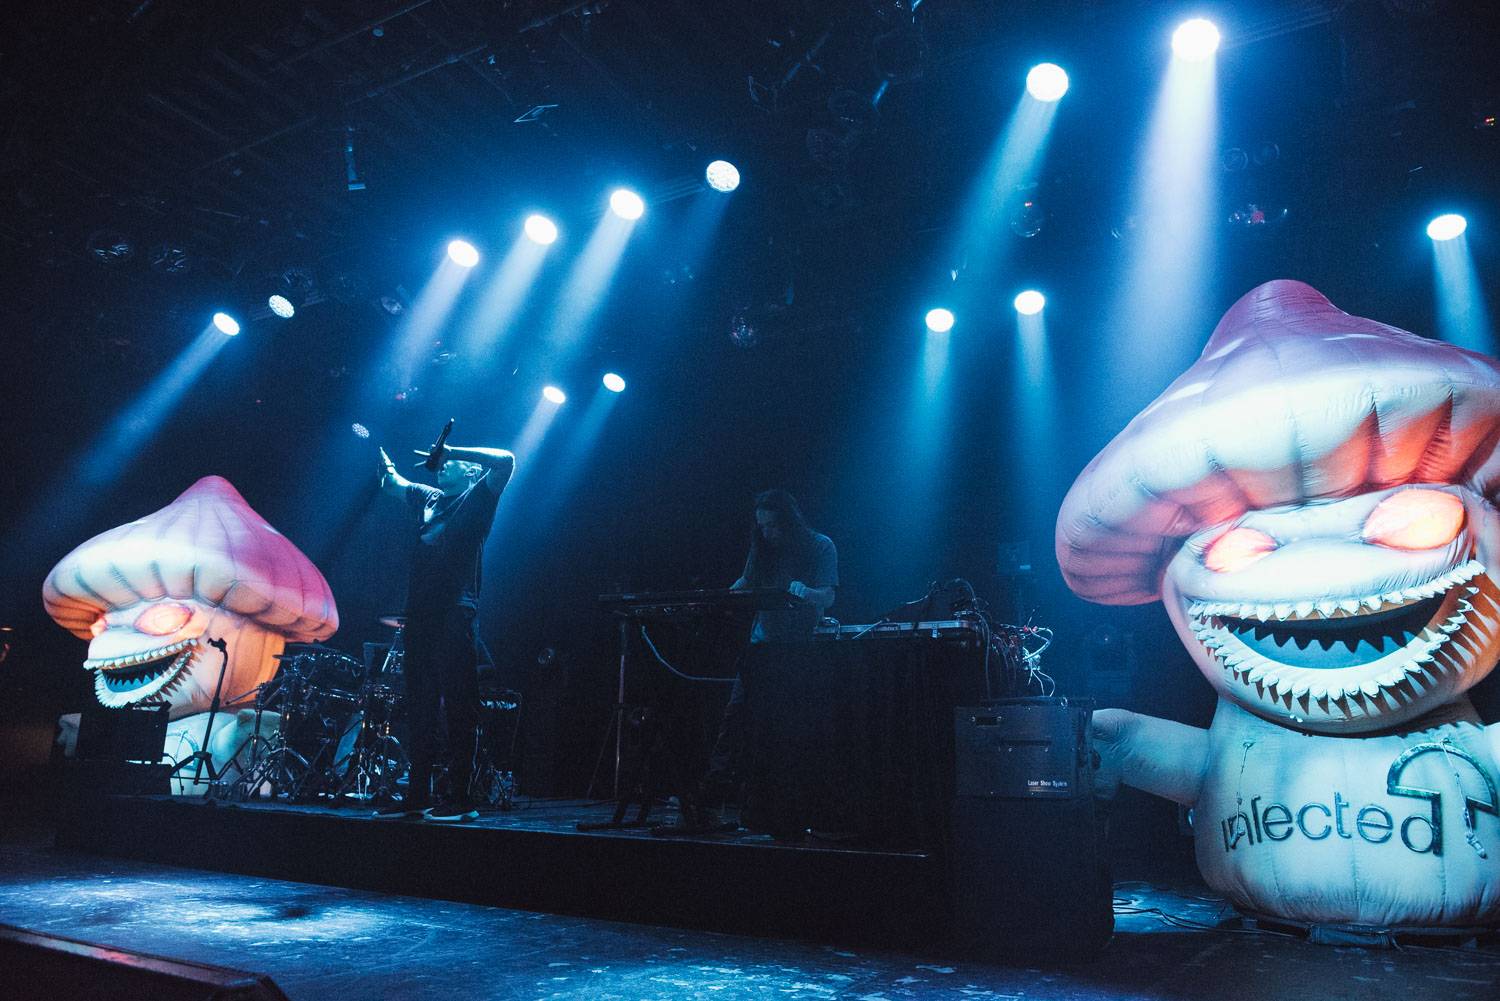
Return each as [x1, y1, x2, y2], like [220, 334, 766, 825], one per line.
[56, 795, 947, 947]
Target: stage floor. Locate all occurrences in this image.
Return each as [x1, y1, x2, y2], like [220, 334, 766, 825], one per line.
[53, 794, 944, 945]
[5, 822, 1500, 1001]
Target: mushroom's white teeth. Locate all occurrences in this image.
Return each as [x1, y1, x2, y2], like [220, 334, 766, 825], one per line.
[85, 637, 197, 672]
[90, 645, 197, 706]
[1183, 559, 1490, 713]
[1188, 559, 1484, 624]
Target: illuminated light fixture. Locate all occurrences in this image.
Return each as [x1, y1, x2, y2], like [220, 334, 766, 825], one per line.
[447, 239, 480, 268]
[1014, 290, 1046, 315]
[1025, 63, 1069, 103]
[1427, 213, 1468, 242]
[267, 294, 295, 319]
[602, 372, 627, 393]
[705, 160, 741, 192]
[212, 312, 241, 336]
[925, 308, 956, 333]
[524, 214, 559, 245]
[1171, 18, 1221, 61]
[542, 385, 567, 405]
[609, 188, 646, 220]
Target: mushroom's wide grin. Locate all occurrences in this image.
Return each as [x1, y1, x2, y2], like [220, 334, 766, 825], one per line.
[1182, 560, 1485, 711]
[86, 637, 199, 706]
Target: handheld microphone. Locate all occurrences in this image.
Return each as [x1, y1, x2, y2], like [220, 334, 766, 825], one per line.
[424, 418, 455, 471]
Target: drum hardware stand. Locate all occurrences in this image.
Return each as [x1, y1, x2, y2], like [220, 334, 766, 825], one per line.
[330, 694, 407, 803]
[208, 680, 279, 801]
[168, 637, 233, 794]
[223, 657, 321, 801]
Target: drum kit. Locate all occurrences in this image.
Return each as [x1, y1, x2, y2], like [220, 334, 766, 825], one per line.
[221, 615, 519, 809]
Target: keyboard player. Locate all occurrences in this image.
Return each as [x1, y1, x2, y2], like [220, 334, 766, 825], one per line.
[703, 489, 838, 800]
[732, 489, 838, 640]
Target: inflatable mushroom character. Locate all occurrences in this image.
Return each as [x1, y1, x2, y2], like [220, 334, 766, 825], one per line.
[44, 476, 338, 789]
[1058, 280, 1500, 931]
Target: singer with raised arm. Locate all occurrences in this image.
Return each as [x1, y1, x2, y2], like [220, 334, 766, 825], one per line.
[375, 421, 515, 822]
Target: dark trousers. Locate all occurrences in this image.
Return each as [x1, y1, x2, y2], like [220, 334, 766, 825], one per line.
[403, 604, 480, 807]
[705, 674, 747, 787]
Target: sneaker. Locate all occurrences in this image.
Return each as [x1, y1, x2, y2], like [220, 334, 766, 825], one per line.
[373, 800, 425, 819]
[424, 802, 479, 823]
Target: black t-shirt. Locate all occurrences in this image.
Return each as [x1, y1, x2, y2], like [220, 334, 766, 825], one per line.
[742, 532, 839, 643]
[405, 478, 502, 611]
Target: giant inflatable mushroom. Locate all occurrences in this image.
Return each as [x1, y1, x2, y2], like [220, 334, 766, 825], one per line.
[44, 475, 338, 719]
[1057, 280, 1500, 930]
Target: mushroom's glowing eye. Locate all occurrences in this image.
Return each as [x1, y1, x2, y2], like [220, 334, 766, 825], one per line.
[133, 603, 193, 636]
[1204, 527, 1279, 574]
[1363, 489, 1465, 551]
[89, 618, 108, 638]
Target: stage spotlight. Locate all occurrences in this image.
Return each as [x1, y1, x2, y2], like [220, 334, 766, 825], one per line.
[1026, 63, 1069, 103]
[212, 312, 241, 336]
[1172, 18, 1220, 61]
[1427, 213, 1468, 242]
[267, 294, 295, 319]
[602, 372, 627, 393]
[525, 214, 559, 245]
[447, 239, 480, 268]
[543, 385, 567, 405]
[925, 308, 955, 333]
[1014, 290, 1046, 315]
[609, 188, 645, 220]
[706, 160, 741, 192]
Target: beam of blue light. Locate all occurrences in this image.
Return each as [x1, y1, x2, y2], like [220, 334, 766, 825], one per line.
[918, 325, 950, 399]
[498, 394, 566, 499]
[84, 325, 233, 487]
[393, 255, 476, 387]
[1102, 46, 1218, 418]
[1433, 233, 1494, 353]
[461, 234, 550, 357]
[951, 91, 1062, 295]
[532, 384, 622, 513]
[1013, 309, 1060, 532]
[546, 213, 636, 350]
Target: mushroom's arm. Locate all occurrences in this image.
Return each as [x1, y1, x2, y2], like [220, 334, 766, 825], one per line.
[1092, 708, 1209, 806]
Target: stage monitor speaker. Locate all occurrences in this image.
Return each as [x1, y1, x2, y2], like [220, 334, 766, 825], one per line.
[949, 699, 1113, 961]
[0, 923, 290, 1000]
[76, 704, 170, 763]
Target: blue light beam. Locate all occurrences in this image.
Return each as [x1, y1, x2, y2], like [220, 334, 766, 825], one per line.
[1103, 43, 1219, 415]
[84, 324, 233, 487]
[1432, 231, 1494, 353]
[546, 212, 637, 350]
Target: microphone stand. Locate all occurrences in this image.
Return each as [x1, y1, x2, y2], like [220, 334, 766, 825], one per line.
[169, 636, 232, 793]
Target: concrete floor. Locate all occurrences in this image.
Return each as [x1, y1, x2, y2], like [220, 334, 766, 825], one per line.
[3, 830, 1500, 1001]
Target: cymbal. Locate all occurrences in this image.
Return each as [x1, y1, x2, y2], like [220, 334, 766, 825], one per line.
[378, 615, 406, 629]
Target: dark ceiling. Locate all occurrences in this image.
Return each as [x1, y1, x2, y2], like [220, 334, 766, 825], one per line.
[4, 1, 1495, 347]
